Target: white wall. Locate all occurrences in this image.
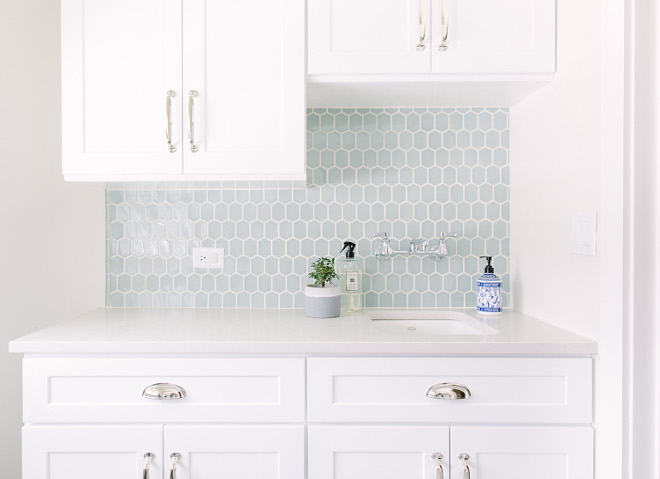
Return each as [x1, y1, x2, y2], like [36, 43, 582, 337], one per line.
[510, 0, 627, 478]
[625, 0, 660, 475]
[509, 0, 602, 339]
[0, 0, 105, 477]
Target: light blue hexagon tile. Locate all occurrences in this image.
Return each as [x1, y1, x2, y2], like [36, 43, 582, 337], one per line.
[106, 108, 509, 308]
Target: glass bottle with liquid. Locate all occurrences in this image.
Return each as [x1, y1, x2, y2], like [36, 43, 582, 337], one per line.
[338, 241, 363, 312]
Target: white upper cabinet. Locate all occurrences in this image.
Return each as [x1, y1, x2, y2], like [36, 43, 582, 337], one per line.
[61, 0, 305, 182]
[62, 0, 182, 178]
[307, 0, 430, 74]
[182, 0, 305, 179]
[430, 0, 556, 74]
[307, 0, 556, 76]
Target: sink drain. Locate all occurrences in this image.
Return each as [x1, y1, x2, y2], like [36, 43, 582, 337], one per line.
[407, 327, 417, 331]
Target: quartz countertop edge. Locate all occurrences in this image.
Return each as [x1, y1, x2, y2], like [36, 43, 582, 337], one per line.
[9, 308, 597, 355]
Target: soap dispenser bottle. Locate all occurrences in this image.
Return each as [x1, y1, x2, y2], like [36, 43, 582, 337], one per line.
[338, 241, 363, 312]
[477, 256, 502, 315]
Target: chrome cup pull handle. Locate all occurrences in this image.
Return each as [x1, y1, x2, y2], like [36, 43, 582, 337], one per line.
[143, 453, 155, 479]
[165, 91, 176, 153]
[458, 453, 470, 479]
[426, 382, 471, 400]
[438, 0, 449, 51]
[431, 453, 444, 479]
[188, 90, 199, 153]
[142, 383, 187, 400]
[416, 0, 427, 51]
[169, 453, 181, 479]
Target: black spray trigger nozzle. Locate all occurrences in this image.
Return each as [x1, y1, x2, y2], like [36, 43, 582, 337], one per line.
[341, 241, 356, 258]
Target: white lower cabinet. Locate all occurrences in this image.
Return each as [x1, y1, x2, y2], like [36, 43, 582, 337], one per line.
[163, 425, 304, 479]
[309, 425, 592, 479]
[23, 425, 163, 479]
[309, 426, 449, 479]
[20, 356, 593, 479]
[24, 425, 304, 479]
[450, 426, 593, 479]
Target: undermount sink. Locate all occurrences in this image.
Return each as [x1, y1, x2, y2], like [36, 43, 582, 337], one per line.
[368, 310, 498, 336]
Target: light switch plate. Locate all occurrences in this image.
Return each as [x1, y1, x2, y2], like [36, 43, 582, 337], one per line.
[572, 212, 597, 256]
[193, 248, 225, 269]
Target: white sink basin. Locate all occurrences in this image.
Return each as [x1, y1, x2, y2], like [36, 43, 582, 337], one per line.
[368, 310, 498, 336]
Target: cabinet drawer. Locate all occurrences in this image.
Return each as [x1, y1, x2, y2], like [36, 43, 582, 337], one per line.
[307, 357, 592, 423]
[24, 358, 304, 423]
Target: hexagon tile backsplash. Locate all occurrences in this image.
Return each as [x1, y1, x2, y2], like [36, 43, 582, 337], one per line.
[107, 107, 510, 308]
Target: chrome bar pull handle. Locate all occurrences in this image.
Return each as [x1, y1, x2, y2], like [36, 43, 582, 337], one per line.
[165, 91, 176, 153]
[458, 453, 470, 479]
[169, 452, 181, 479]
[438, 0, 449, 51]
[142, 383, 187, 400]
[188, 90, 199, 153]
[426, 382, 471, 400]
[143, 453, 155, 479]
[416, 0, 427, 51]
[431, 453, 444, 479]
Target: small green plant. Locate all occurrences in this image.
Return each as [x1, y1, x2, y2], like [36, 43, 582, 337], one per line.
[309, 257, 339, 288]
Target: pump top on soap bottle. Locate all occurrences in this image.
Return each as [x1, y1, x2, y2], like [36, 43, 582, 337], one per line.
[338, 241, 363, 312]
[481, 255, 495, 273]
[476, 255, 502, 315]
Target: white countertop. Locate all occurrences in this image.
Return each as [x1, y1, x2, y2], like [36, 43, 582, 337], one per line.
[9, 308, 596, 355]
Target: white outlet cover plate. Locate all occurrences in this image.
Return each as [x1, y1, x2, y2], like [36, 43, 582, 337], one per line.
[572, 212, 597, 256]
[193, 248, 225, 269]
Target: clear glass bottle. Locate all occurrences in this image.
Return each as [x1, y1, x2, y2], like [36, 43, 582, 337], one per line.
[338, 241, 363, 312]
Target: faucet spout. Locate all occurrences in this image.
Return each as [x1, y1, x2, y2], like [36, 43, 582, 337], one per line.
[373, 232, 457, 262]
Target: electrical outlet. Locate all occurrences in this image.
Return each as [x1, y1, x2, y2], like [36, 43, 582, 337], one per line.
[193, 248, 225, 269]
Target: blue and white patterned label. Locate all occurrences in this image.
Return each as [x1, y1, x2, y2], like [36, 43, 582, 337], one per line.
[477, 274, 502, 314]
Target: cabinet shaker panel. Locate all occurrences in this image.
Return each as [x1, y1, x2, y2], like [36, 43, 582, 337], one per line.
[450, 426, 593, 479]
[62, 0, 182, 177]
[308, 0, 430, 74]
[183, 0, 305, 180]
[308, 425, 448, 479]
[23, 425, 162, 479]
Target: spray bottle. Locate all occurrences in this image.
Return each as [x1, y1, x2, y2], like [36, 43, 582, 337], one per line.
[338, 241, 363, 312]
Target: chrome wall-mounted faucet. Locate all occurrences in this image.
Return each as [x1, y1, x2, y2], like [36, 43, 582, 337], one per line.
[373, 232, 457, 262]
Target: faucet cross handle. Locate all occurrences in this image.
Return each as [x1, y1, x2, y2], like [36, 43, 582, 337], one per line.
[438, 232, 457, 240]
[374, 232, 393, 260]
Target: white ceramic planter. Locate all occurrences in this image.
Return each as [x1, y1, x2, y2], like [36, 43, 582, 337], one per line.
[304, 284, 341, 318]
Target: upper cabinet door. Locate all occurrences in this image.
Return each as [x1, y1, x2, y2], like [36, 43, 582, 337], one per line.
[62, 0, 182, 178]
[308, 0, 431, 74]
[183, 0, 306, 181]
[430, 0, 556, 73]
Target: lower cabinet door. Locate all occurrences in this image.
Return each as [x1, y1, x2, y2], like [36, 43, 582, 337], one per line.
[308, 425, 449, 479]
[164, 425, 305, 479]
[23, 425, 162, 479]
[450, 426, 593, 479]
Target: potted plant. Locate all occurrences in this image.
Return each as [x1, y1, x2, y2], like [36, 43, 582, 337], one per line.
[305, 257, 341, 318]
